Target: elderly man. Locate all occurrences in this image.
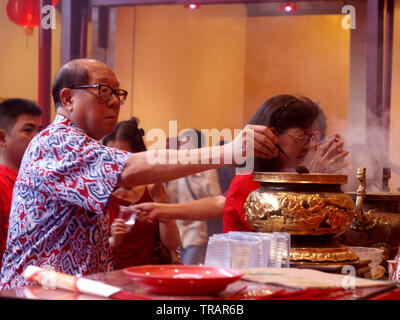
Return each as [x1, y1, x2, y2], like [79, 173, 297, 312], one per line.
[0, 59, 278, 290]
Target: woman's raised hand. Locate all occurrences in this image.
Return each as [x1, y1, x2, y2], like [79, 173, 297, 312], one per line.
[306, 134, 349, 173]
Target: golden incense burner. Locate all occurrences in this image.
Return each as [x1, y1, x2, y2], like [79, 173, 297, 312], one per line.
[244, 172, 359, 265]
[244, 172, 355, 235]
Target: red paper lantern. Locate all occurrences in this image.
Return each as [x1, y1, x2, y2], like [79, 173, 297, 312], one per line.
[6, 0, 58, 28]
[7, 0, 39, 28]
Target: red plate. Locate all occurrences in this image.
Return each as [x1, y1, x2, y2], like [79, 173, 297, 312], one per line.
[123, 265, 244, 296]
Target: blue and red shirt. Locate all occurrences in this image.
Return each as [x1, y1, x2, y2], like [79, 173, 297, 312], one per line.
[0, 115, 131, 290]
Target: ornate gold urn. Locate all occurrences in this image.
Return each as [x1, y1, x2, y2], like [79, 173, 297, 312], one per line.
[244, 172, 355, 235]
[244, 172, 359, 265]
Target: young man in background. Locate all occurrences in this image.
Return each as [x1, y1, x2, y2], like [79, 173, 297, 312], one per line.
[0, 98, 43, 268]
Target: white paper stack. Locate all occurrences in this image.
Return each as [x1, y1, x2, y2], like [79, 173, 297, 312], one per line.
[229, 238, 258, 269]
[273, 232, 291, 268]
[228, 232, 272, 268]
[202, 234, 231, 268]
[204, 231, 291, 269]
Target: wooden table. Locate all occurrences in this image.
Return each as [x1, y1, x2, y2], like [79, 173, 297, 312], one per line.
[0, 268, 396, 301]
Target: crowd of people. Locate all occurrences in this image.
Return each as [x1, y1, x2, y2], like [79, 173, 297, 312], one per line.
[0, 57, 397, 291]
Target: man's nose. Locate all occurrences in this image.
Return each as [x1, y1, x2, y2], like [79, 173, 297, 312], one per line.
[107, 94, 120, 109]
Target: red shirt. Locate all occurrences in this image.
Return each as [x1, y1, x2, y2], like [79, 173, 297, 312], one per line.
[223, 173, 260, 233]
[0, 164, 18, 268]
[108, 188, 158, 269]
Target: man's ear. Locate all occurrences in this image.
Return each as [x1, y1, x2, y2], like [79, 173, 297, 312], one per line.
[59, 88, 74, 112]
[0, 129, 7, 147]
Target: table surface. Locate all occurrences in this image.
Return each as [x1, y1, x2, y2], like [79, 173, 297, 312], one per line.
[0, 268, 396, 300]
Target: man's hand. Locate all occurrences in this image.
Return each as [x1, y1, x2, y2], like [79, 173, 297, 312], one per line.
[132, 195, 225, 221]
[225, 124, 279, 165]
[134, 202, 169, 221]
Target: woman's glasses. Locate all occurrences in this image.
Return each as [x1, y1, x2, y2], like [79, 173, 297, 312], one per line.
[278, 129, 320, 147]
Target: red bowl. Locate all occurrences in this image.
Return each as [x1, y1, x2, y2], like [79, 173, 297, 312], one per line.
[123, 265, 244, 296]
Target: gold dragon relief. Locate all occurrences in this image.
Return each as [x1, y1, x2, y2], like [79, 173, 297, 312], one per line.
[244, 191, 355, 235]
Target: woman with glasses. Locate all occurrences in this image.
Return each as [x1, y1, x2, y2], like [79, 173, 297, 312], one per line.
[224, 94, 330, 232]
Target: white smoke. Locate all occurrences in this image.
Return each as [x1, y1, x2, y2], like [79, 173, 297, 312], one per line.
[328, 115, 395, 193]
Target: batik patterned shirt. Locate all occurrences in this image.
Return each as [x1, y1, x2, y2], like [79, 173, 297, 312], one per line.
[0, 115, 131, 290]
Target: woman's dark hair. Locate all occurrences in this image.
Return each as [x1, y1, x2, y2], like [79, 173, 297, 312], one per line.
[103, 117, 146, 153]
[246, 95, 319, 130]
[246, 94, 321, 172]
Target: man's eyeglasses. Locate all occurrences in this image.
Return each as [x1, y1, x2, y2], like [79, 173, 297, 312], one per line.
[278, 129, 320, 147]
[70, 84, 128, 105]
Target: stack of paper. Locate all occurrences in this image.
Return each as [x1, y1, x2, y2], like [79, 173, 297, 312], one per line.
[204, 231, 290, 269]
